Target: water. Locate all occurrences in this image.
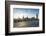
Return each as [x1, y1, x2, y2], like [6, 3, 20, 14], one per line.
[14, 20, 39, 27]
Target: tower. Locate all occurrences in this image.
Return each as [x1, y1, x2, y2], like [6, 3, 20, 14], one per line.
[23, 16, 24, 19]
[27, 16, 28, 19]
[36, 13, 38, 19]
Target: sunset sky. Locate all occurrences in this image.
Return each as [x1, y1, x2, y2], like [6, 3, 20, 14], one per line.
[13, 8, 39, 19]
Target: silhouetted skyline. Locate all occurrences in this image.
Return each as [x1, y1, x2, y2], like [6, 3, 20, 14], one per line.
[13, 8, 39, 19]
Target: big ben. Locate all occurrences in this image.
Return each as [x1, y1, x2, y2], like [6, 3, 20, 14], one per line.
[36, 13, 38, 19]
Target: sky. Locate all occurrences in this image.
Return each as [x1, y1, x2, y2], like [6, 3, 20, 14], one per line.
[13, 8, 39, 19]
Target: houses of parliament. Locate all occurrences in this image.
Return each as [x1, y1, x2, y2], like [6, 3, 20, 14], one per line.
[14, 13, 38, 22]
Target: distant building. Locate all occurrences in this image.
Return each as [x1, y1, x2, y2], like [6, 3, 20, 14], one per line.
[23, 16, 24, 19]
[36, 13, 38, 19]
[26, 16, 28, 19]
